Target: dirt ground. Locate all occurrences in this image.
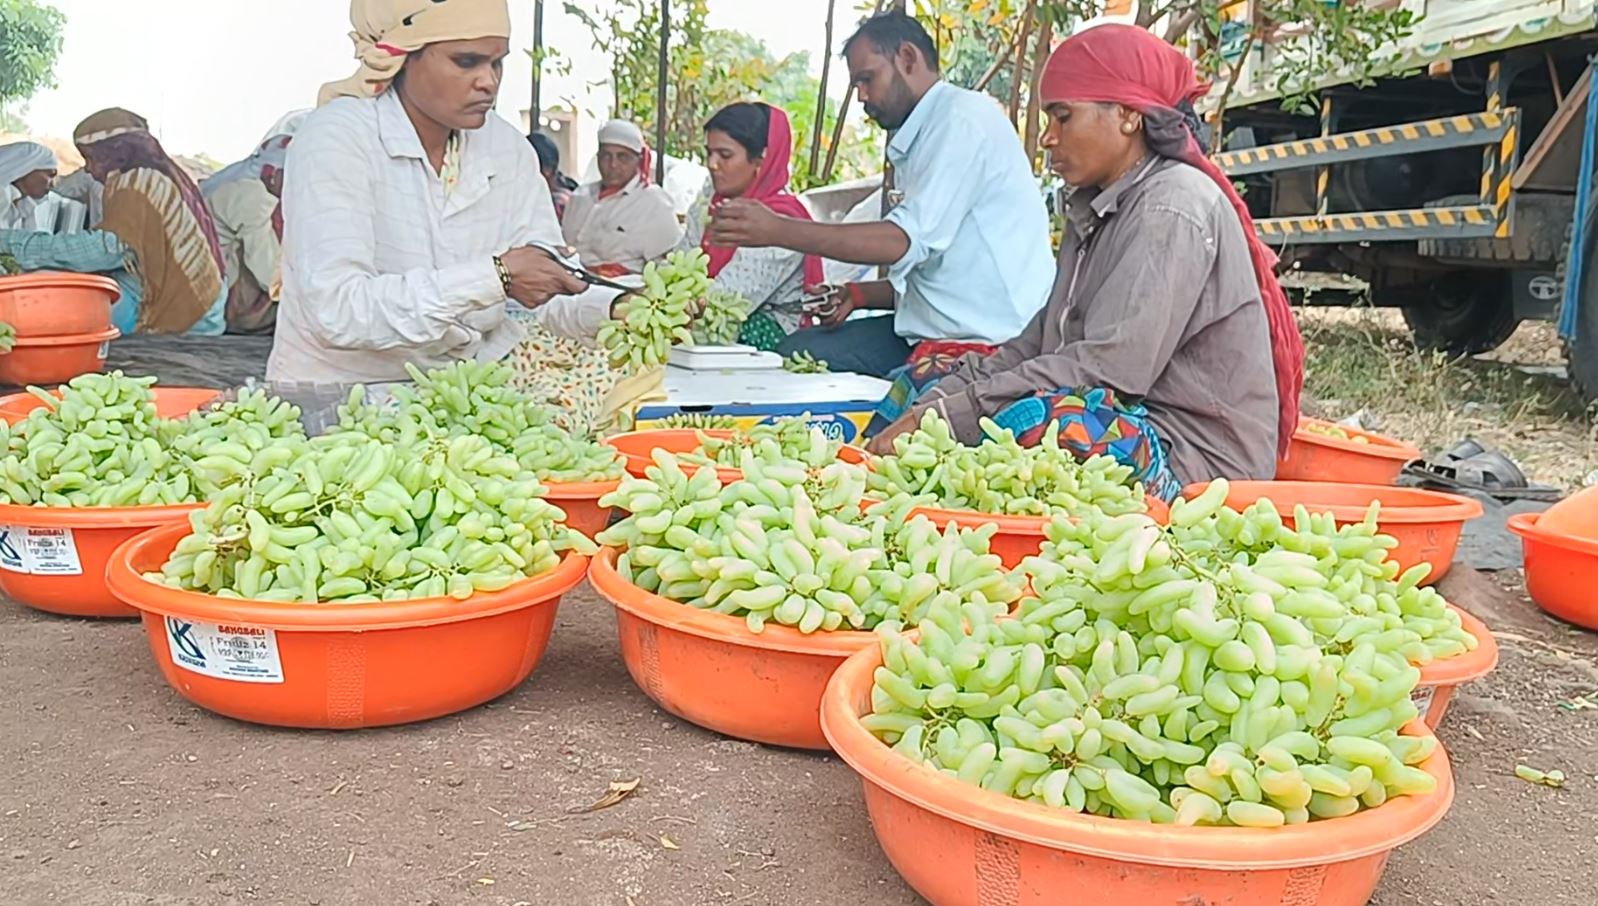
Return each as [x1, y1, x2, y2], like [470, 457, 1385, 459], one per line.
[2, 568, 1596, 906]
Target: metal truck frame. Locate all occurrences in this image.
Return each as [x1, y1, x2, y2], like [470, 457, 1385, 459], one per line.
[1209, 1, 1598, 398]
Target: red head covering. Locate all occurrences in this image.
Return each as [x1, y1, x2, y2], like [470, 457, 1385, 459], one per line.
[702, 104, 825, 287]
[1041, 24, 1304, 457]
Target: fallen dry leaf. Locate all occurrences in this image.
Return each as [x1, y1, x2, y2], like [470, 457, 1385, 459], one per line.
[577, 777, 641, 813]
[660, 834, 679, 850]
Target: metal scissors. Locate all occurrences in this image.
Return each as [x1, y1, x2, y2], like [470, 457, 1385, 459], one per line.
[530, 245, 636, 293]
[795, 284, 845, 318]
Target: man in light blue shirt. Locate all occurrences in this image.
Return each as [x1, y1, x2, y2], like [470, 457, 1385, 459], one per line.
[709, 11, 1055, 377]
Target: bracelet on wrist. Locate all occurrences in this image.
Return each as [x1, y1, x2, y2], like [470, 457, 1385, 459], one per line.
[492, 255, 514, 297]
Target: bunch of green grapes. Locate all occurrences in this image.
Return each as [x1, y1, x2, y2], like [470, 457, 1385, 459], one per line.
[863, 480, 1449, 827]
[335, 360, 624, 484]
[691, 289, 753, 346]
[0, 374, 298, 507]
[595, 250, 712, 370]
[868, 409, 1147, 519]
[656, 413, 740, 430]
[150, 431, 596, 603]
[783, 351, 830, 374]
[0, 321, 15, 353]
[680, 417, 843, 470]
[597, 451, 1022, 634]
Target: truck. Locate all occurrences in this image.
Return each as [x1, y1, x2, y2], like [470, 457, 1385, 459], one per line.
[1209, 0, 1598, 399]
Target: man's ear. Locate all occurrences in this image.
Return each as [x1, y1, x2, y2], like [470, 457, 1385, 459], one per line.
[896, 41, 922, 76]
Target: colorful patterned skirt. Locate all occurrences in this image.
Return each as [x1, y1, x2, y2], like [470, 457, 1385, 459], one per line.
[868, 362, 1183, 503]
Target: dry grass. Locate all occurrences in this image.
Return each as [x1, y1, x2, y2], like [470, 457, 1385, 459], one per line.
[1299, 308, 1598, 490]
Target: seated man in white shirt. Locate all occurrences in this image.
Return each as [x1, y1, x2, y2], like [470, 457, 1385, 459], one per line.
[708, 11, 1056, 379]
[268, 0, 617, 384]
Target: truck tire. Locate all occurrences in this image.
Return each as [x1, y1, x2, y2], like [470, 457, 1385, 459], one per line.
[1564, 198, 1598, 403]
[1398, 272, 1519, 355]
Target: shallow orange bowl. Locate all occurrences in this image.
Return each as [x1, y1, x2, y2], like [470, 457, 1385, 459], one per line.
[0, 272, 118, 338]
[587, 546, 877, 750]
[1508, 511, 1598, 631]
[0, 501, 202, 618]
[886, 496, 1172, 569]
[106, 523, 590, 729]
[1412, 605, 1499, 729]
[1276, 419, 1423, 486]
[0, 327, 119, 386]
[604, 429, 867, 484]
[541, 478, 622, 538]
[820, 643, 1455, 906]
[0, 386, 222, 425]
[1186, 480, 1482, 585]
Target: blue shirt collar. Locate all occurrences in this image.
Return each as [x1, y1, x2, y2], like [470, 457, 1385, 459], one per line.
[887, 80, 949, 164]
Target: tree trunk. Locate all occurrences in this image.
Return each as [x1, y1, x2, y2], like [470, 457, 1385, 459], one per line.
[1023, 19, 1055, 163]
[1007, 7, 1036, 125]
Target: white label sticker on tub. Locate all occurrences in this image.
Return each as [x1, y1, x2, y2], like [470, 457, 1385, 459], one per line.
[97, 340, 110, 359]
[1411, 685, 1435, 720]
[165, 618, 285, 684]
[0, 526, 83, 575]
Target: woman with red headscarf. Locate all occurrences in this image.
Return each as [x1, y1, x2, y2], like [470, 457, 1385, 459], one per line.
[676, 102, 825, 350]
[865, 24, 1304, 498]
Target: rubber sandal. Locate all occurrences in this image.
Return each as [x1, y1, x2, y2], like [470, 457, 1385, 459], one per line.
[1403, 446, 1561, 502]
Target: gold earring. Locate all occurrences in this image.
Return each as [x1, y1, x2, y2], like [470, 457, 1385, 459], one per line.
[1121, 123, 1135, 134]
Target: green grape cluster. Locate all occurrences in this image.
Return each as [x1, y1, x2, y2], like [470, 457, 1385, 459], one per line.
[0, 373, 300, 507]
[679, 417, 843, 470]
[691, 288, 753, 345]
[868, 409, 1147, 519]
[335, 360, 623, 484]
[595, 250, 712, 370]
[656, 413, 740, 430]
[863, 480, 1450, 826]
[783, 351, 831, 374]
[0, 321, 15, 353]
[597, 451, 1022, 634]
[0, 252, 18, 276]
[149, 431, 596, 603]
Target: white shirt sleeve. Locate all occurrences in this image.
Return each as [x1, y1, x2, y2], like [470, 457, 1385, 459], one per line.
[282, 117, 507, 352]
[884, 113, 986, 295]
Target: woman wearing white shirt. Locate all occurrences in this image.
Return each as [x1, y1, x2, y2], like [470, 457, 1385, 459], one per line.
[0, 142, 58, 232]
[268, 0, 616, 384]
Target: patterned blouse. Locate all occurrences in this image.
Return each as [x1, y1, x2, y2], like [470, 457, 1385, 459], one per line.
[676, 180, 809, 335]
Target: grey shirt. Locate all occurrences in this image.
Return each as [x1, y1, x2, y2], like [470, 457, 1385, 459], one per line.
[918, 157, 1278, 484]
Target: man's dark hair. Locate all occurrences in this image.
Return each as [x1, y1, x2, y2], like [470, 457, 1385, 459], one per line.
[528, 132, 561, 172]
[844, 11, 939, 72]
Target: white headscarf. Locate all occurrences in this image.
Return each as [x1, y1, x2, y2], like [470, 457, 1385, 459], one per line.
[0, 141, 57, 189]
[319, 0, 513, 106]
[203, 114, 308, 196]
[0, 142, 58, 231]
[596, 119, 645, 154]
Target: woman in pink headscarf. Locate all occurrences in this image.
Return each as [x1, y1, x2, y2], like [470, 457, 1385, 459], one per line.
[677, 102, 824, 350]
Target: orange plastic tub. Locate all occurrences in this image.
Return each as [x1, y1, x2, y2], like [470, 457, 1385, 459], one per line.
[588, 546, 876, 749]
[0, 501, 201, 617]
[1508, 511, 1598, 631]
[542, 478, 621, 538]
[1413, 605, 1499, 728]
[106, 523, 590, 729]
[0, 386, 221, 425]
[1276, 419, 1423, 486]
[1188, 481, 1483, 585]
[0, 272, 117, 337]
[606, 429, 868, 484]
[899, 496, 1172, 569]
[821, 644, 1455, 906]
[0, 327, 119, 386]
